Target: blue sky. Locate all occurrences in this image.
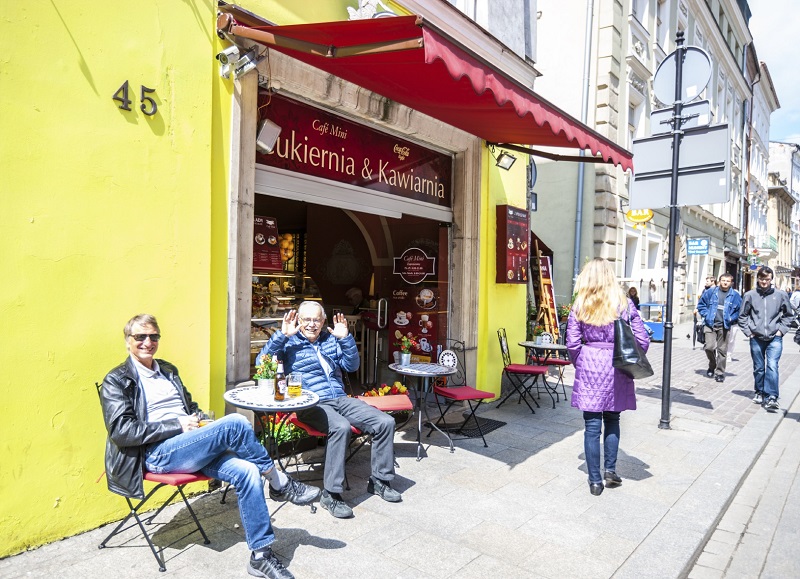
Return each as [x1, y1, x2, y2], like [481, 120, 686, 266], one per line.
[748, 0, 800, 144]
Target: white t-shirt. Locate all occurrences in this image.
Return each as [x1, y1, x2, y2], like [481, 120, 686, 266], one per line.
[131, 356, 188, 423]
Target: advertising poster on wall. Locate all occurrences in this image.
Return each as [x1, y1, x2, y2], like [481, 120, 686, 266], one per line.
[496, 205, 529, 284]
[389, 247, 439, 363]
[253, 216, 283, 272]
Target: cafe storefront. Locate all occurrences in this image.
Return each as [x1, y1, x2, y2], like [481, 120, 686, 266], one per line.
[217, 3, 633, 392]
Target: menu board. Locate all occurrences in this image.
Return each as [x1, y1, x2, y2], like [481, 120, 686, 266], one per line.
[495, 205, 529, 284]
[389, 246, 440, 364]
[253, 215, 283, 272]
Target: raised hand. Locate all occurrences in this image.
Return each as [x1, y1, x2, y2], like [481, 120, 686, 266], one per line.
[328, 312, 350, 339]
[281, 309, 302, 337]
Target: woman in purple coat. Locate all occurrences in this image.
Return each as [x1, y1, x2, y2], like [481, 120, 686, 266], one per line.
[566, 259, 650, 496]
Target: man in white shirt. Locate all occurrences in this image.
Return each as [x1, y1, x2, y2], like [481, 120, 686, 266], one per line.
[100, 314, 318, 579]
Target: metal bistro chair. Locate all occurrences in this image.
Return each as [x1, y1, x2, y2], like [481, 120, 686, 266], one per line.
[496, 328, 549, 414]
[527, 331, 570, 404]
[95, 382, 210, 572]
[282, 394, 413, 489]
[427, 339, 494, 448]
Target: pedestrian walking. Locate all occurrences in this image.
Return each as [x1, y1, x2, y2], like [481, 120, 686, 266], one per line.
[738, 266, 797, 411]
[628, 286, 640, 310]
[696, 273, 741, 382]
[566, 259, 650, 496]
[693, 276, 717, 317]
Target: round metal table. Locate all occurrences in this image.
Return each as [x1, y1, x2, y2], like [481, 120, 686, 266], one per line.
[388, 362, 457, 460]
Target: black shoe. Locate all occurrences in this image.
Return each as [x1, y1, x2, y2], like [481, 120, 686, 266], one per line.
[367, 476, 402, 502]
[589, 483, 604, 496]
[248, 549, 294, 579]
[765, 397, 779, 411]
[269, 477, 320, 505]
[715, 374, 725, 383]
[705, 369, 714, 378]
[320, 489, 354, 518]
[604, 471, 622, 488]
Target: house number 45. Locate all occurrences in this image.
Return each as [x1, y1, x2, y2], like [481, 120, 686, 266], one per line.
[112, 81, 157, 116]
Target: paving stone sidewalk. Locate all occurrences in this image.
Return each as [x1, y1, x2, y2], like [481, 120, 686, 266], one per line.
[2, 323, 798, 579]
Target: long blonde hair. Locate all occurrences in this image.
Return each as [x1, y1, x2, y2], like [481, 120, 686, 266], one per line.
[572, 258, 627, 326]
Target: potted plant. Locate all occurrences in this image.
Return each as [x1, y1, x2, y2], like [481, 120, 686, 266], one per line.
[557, 303, 572, 322]
[532, 323, 546, 345]
[257, 414, 316, 457]
[394, 335, 418, 366]
[254, 353, 278, 394]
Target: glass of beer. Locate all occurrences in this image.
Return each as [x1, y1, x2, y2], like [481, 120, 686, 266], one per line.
[287, 373, 303, 398]
[198, 410, 215, 427]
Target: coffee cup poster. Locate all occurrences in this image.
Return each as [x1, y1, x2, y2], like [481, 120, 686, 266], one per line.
[390, 247, 438, 363]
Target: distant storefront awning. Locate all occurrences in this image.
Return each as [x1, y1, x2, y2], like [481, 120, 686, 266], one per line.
[216, 11, 634, 171]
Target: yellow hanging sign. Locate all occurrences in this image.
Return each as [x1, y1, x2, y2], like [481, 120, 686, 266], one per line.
[626, 209, 654, 223]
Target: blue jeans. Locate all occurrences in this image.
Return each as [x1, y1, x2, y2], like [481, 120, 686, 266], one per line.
[749, 335, 783, 399]
[144, 414, 275, 550]
[583, 411, 620, 484]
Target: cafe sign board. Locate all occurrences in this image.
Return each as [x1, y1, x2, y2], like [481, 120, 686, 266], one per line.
[625, 209, 654, 224]
[257, 94, 452, 208]
[393, 247, 436, 285]
[495, 205, 529, 284]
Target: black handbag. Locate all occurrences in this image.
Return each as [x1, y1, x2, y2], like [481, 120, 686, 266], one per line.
[612, 313, 654, 379]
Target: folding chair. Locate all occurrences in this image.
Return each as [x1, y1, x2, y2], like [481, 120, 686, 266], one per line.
[427, 339, 494, 447]
[496, 328, 549, 413]
[282, 394, 412, 489]
[95, 383, 210, 572]
[525, 332, 570, 403]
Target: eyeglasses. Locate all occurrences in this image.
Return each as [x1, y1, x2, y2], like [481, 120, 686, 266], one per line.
[130, 333, 161, 342]
[299, 318, 323, 326]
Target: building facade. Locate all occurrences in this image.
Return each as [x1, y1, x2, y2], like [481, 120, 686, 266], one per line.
[768, 141, 800, 287]
[1, 0, 631, 555]
[744, 61, 780, 289]
[531, 0, 754, 324]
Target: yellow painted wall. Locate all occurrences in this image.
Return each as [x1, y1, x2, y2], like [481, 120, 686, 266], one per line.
[476, 148, 530, 395]
[0, 0, 407, 558]
[0, 0, 229, 557]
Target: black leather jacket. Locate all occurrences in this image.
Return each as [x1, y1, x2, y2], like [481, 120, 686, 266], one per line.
[100, 357, 199, 498]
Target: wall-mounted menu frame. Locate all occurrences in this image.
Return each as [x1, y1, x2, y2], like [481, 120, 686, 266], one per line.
[495, 205, 529, 284]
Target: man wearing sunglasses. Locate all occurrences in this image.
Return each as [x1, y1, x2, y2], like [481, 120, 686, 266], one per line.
[258, 301, 402, 519]
[100, 314, 316, 579]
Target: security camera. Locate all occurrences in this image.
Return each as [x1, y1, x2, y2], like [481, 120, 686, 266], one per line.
[216, 45, 240, 65]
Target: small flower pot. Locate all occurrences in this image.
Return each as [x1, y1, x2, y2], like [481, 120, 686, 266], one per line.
[400, 352, 412, 366]
[258, 378, 275, 397]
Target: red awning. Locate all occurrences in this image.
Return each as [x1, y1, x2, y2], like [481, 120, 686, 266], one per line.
[217, 13, 633, 171]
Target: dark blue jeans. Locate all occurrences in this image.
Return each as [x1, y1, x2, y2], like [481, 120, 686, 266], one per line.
[144, 414, 275, 550]
[749, 335, 783, 399]
[583, 411, 621, 484]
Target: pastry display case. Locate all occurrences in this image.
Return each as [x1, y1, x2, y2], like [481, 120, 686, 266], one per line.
[251, 273, 322, 363]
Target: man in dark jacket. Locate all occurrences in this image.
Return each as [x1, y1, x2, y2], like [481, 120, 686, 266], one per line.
[738, 267, 796, 411]
[101, 314, 318, 579]
[697, 273, 741, 382]
[259, 301, 401, 519]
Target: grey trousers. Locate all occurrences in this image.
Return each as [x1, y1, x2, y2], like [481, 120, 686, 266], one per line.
[296, 396, 396, 493]
[704, 326, 729, 375]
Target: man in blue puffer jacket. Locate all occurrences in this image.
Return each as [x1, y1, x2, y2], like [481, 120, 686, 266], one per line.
[258, 301, 401, 519]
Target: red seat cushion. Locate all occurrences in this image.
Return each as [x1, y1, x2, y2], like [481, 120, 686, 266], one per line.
[358, 394, 414, 412]
[543, 358, 571, 366]
[433, 385, 494, 401]
[144, 472, 212, 486]
[288, 413, 360, 436]
[505, 363, 548, 374]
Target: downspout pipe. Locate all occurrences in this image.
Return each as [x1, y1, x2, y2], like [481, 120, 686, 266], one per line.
[572, 0, 594, 291]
